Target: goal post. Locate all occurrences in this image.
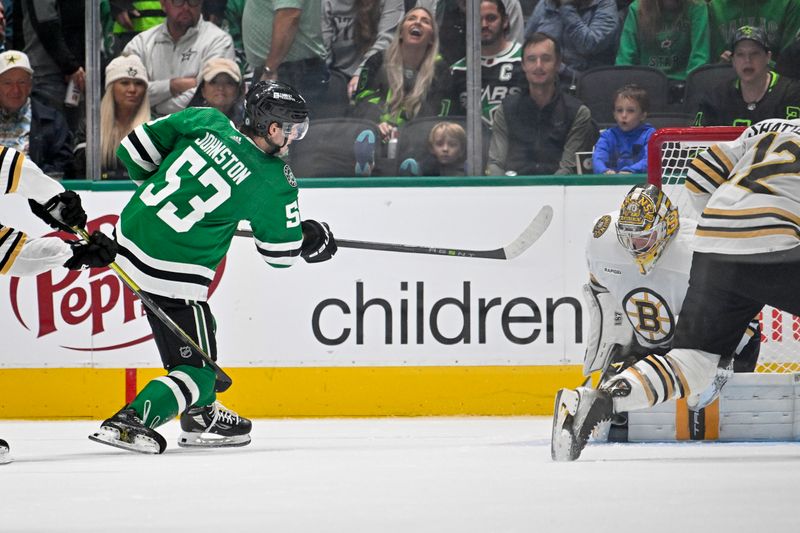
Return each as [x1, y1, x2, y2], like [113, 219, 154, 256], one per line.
[646, 126, 799, 374]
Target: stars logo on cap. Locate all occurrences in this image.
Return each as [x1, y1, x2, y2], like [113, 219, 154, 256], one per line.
[5, 54, 20, 65]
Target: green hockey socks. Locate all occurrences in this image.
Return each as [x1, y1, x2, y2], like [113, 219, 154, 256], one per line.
[128, 365, 217, 428]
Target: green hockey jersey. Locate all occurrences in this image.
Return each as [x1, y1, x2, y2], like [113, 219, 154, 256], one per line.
[116, 107, 304, 300]
[451, 42, 525, 126]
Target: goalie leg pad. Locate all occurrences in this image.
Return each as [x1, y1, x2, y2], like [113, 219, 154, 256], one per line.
[582, 282, 634, 376]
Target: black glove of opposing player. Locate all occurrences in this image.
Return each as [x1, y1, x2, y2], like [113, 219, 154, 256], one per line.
[300, 219, 337, 263]
[29, 191, 87, 233]
[63, 231, 118, 270]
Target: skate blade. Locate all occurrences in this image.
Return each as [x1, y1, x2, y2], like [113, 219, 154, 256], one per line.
[0, 453, 11, 465]
[591, 419, 612, 442]
[89, 427, 164, 455]
[551, 388, 579, 462]
[177, 432, 251, 449]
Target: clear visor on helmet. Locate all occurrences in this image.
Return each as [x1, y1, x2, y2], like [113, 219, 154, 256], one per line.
[281, 118, 310, 141]
[616, 222, 665, 256]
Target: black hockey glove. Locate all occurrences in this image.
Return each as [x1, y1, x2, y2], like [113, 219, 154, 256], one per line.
[63, 231, 118, 270]
[300, 219, 337, 263]
[29, 191, 87, 233]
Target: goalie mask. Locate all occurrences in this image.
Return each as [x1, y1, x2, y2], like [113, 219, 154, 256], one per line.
[616, 184, 679, 275]
[244, 80, 310, 142]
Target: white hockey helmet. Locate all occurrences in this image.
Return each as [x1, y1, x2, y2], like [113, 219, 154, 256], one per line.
[615, 184, 679, 274]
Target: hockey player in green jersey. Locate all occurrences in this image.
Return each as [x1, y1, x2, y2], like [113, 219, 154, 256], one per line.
[90, 81, 338, 454]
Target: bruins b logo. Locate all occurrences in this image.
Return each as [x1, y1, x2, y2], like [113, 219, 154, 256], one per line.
[623, 287, 675, 344]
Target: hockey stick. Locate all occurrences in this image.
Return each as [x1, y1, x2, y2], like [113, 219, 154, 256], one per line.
[235, 205, 553, 260]
[74, 228, 233, 393]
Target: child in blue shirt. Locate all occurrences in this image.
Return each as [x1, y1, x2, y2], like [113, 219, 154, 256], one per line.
[592, 84, 656, 174]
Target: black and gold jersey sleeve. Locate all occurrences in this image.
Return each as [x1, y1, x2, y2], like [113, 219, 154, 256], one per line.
[0, 225, 27, 275]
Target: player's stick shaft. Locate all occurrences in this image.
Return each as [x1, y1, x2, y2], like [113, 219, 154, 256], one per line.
[235, 205, 553, 260]
[74, 228, 233, 393]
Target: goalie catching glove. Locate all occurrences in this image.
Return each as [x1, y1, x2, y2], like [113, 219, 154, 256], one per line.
[300, 219, 337, 263]
[29, 191, 87, 233]
[63, 231, 118, 270]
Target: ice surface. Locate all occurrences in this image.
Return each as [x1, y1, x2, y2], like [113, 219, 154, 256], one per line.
[0, 417, 798, 532]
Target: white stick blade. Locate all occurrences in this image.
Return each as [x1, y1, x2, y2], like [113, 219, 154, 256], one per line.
[503, 205, 553, 259]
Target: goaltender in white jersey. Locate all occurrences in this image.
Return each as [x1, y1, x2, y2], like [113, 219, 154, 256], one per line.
[583, 185, 759, 444]
[586, 210, 695, 355]
[555, 118, 800, 461]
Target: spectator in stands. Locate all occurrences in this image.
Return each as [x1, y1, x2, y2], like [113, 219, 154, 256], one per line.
[73, 55, 150, 180]
[451, 0, 525, 128]
[422, 120, 467, 175]
[20, 0, 85, 129]
[776, 35, 800, 80]
[0, 2, 6, 52]
[322, 0, 404, 100]
[188, 57, 244, 123]
[352, 6, 453, 145]
[592, 84, 654, 174]
[708, 0, 800, 65]
[200, 0, 252, 83]
[693, 26, 800, 127]
[615, 0, 710, 96]
[524, 0, 620, 89]
[417, 0, 526, 66]
[0, 50, 72, 178]
[124, 0, 235, 117]
[486, 33, 597, 176]
[107, 0, 166, 56]
[202, 0, 225, 24]
[242, 0, 329, 113]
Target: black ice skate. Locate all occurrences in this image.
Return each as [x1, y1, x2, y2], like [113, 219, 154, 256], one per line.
[551, 387, 613, 461]
[89, 408, 167, 455]
[178, 402, 251, 448]
[0, 438, 10, 465]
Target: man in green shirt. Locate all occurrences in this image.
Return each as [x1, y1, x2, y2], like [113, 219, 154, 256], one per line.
[707, 0, 800, 63]
[89, 81, 338, 454]
[615, 0, 711, 82]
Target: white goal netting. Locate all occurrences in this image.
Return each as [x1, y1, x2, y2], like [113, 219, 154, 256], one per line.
[647, 127, 800, 373]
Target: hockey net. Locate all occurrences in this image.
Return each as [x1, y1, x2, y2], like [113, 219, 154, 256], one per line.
[647, 127, 800, 374]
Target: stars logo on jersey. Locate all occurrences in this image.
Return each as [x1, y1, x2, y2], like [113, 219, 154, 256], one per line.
[593, 215, 611, 238]
[623, 287, 675, 344]
[180, 49, 197, 62]
[283, 165, 297, 187]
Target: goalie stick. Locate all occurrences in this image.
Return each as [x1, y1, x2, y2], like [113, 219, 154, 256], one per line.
[73, 228, 233, 393]
[235, 205, 553, 260]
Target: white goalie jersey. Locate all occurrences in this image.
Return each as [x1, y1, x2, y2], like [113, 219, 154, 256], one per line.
[586, 212, 698, 353]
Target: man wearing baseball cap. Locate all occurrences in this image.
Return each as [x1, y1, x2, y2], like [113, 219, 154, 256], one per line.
[0, 50, 73, 178]
[692, 26, 800, 127]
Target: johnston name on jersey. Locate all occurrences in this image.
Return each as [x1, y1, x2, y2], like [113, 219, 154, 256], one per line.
[117, 107, 305, 301]
[587, 212, 698, 349]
